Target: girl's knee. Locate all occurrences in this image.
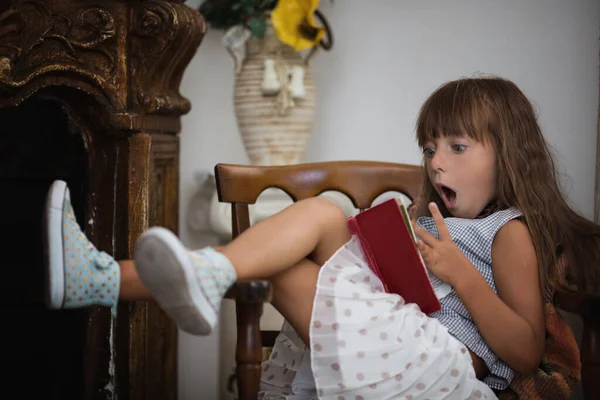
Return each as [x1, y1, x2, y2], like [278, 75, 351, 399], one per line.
[305, 198, 352, 254]
[304, 197, 348, 228]
[295, 197, 350, 265]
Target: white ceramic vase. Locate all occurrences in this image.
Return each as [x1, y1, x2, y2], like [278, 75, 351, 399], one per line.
[229, 20, 316, 166]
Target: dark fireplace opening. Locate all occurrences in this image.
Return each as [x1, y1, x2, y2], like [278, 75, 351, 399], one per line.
[1, 98, 89, 398]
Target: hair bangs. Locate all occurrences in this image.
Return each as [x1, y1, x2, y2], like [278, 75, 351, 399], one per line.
[416, 80, 493, 148]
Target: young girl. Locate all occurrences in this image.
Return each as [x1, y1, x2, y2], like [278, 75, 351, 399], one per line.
[44, 77, 599, 399]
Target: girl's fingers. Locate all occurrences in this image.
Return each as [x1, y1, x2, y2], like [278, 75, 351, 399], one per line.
[429, 202, 451, 241]
[414, 224, 438, 247]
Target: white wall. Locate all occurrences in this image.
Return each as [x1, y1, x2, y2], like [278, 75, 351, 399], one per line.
[177, 1, 600, 399]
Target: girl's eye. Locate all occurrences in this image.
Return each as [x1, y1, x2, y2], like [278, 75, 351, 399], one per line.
[422, 148, 435, 158]
[452, 144, 467, 153]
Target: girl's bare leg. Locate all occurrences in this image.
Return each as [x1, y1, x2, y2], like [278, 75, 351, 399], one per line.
[118, 260, 152, 301]
[270, 258, 321, 346]
[220, 197, 352, 280]
[214, 197, 351, 344]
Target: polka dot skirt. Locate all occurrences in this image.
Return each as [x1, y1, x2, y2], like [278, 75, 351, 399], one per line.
[259, 237, 497, 400]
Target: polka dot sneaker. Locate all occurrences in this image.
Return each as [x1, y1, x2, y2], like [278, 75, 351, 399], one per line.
[134, 227, 237, 336]
[44, 180, 120, 314]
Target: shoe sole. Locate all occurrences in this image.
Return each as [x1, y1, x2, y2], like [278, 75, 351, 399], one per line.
[44, 180, 67, 309]
[134, 227, 216, 335]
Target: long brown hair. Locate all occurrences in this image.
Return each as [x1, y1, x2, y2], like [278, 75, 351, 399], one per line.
[413, 76, 600, 294]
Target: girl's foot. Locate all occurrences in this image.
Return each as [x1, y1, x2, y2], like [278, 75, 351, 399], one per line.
[44, 180, 120, 312]
[134, 227, 237, 335]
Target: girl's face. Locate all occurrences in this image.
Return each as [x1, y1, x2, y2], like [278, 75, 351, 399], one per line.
[422, 134, 497, 219]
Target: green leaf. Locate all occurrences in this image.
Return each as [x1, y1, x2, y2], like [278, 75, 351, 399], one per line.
[248, 15, 266, 38]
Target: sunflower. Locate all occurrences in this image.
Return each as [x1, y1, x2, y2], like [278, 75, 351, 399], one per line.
[271, 0, 325, 51]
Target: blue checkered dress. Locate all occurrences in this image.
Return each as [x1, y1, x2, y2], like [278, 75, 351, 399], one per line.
[416, 207, 523, 390]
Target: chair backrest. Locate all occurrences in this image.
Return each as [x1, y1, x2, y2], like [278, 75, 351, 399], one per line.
[214, 160, 423, 239]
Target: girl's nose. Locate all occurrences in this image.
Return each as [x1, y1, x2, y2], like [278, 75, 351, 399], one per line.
[430, 151, 446, 172]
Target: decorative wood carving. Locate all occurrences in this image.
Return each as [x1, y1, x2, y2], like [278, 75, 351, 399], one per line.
[0, 0, 203, 132]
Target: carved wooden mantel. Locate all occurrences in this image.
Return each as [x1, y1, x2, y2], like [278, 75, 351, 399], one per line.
[0, 0, 202, 129]
[0, 1, 205, 399]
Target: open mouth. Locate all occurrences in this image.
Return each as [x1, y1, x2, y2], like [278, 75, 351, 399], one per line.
[437, 184, 457, 208]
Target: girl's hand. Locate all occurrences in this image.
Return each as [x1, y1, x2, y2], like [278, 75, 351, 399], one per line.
[413, 202, 474, 286]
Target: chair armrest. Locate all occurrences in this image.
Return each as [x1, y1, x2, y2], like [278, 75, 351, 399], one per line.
[225, 280, 273, 303]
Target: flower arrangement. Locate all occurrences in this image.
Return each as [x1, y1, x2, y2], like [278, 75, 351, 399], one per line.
[198, 0, 332, 51]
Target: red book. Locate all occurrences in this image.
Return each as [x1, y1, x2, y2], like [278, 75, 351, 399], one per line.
[347, 198, 442, 314]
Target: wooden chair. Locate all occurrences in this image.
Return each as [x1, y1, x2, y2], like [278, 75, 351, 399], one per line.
[214, 161, 600, 400]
